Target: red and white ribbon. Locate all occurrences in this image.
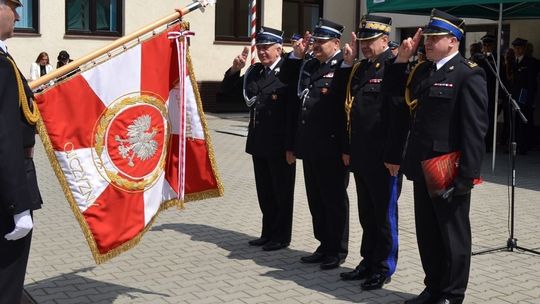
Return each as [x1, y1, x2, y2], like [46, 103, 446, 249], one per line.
[168, 30, 194, 200]
[250, 0, 257, 65]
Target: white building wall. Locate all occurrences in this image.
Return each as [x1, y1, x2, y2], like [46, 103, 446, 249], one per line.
[323, 0, 356, 42]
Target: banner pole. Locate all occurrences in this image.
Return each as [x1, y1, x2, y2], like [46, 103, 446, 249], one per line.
[29, 0, 215, 89]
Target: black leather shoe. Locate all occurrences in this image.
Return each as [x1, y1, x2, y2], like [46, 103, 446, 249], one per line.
[262, 241, 289, 251]
[320, 256, 345, 270]
[404, 290, 438, 304]
[248, 237, 269, 246]
[340, 264, 370, 281]
[361, 273, 390, 290]
[300, 252, 326, 263]
[433, 298, 462, 304]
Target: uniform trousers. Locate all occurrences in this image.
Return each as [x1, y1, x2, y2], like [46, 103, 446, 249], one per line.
[302, 156, 349, 258]
[0, 212, 33, 304]
[0, 158, 40, 304]
[252, 155, 295, 243]
[413, 179, 471, 302]
[515, 105, 535, 153]
[354, 169, 401, 276]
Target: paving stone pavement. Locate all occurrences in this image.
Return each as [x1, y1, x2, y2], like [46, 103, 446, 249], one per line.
[24, 113, 540, 304]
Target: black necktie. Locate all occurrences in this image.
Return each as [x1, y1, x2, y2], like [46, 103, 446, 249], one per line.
[429, 63, 437, 76]
[261, 67, 270, 78]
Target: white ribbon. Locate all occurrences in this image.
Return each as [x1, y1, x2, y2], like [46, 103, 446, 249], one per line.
[168, 30, 195, 200]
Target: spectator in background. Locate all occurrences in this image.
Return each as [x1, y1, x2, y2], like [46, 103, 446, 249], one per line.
[417, 45, 427, 63]
[290, 33, 302, 44]
[469, 42, 483, 61]
[56, 50, 72, 68]
[524, 41, 539, 150]
[409, 45, 426, 71]
[505, 48, 516, 85]
[55, 50, 80, 82]
[479, 34, 506, 152]
[511, 38, 538, 154]
[29, 51, 53, 81]
[500, 48, 516, 147]
[29, 51, 53, 92]
[389, 40, 399, 56]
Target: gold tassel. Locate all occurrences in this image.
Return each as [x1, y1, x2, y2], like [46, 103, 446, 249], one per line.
[404, 61, 428, 113]
[345, 62, 362, 139]
[6, 56, 40, 124]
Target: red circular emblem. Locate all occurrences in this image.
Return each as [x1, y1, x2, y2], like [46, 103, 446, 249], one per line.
[93, 94, 169, 191]
[106, 104, 165, 179]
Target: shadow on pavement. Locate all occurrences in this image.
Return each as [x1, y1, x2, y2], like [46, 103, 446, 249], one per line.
[25, 267, 168, 304]
[153, 223, 414, 304]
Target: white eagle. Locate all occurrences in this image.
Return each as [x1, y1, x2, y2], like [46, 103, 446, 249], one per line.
[115, 114, 158, 167]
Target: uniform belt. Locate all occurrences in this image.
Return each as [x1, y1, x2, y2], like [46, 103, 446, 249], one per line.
[24, 147, 34, 159]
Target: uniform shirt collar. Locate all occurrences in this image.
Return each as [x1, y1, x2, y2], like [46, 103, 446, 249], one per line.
[0, 40, 7, 54]
[266, 57, 281, 72]
[435, 51, 459, 70]
[325, 50, 341, 64]
[369, 47, 390, 63]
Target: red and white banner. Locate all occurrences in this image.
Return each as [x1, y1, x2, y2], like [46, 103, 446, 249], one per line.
[35, 24, 223, 264]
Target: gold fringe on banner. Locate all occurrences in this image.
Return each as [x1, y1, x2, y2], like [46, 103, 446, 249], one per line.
[183, 49, 225, 207]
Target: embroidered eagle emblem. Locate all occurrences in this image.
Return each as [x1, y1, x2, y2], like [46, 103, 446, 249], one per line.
[115, 114, 158, 167]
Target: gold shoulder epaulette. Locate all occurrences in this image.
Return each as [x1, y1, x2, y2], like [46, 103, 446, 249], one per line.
[465, 60, 478, 69]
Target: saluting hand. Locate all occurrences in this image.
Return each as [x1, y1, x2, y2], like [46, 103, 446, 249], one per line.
[292, 31, 311, 59]
[395, 28, 423, 63]
[230, 46, 250, 74]
[343, 32, 358, 66]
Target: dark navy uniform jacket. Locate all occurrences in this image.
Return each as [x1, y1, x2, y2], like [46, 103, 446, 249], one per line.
[294, 52, 346, 159]
[384, 54, 489, 181]
[512, 56, 539, 106]
[221, 57, 300, 157]
[0, 49, 41, 215]
[334, 48, 398, 174]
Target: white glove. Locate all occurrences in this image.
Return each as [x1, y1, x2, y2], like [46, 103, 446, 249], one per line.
[4, 210, 33, 241]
